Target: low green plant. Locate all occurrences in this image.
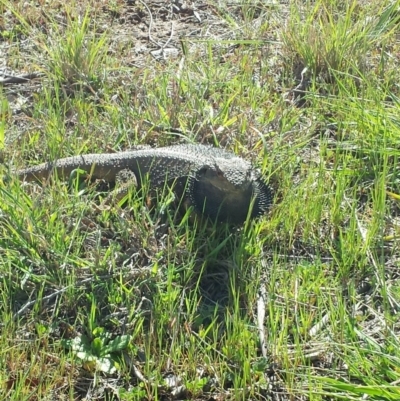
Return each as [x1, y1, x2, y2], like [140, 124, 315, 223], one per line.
[62, 328, 131, 374]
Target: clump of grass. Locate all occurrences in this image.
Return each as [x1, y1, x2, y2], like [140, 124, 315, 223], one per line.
[39, 10, 110, 93]
[282, 0, 400, 82]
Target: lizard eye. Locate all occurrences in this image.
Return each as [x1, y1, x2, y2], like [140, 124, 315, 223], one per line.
[198, 164, 223, 178]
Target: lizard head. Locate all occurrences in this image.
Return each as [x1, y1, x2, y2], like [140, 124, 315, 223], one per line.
[188, 158, 273, 224]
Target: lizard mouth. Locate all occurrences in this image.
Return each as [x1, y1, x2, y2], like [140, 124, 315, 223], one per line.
[202, 174, 252, 193]
[196, 165, 252, 191]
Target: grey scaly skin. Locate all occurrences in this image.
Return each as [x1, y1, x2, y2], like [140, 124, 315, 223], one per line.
[16, 144, 273, 224]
